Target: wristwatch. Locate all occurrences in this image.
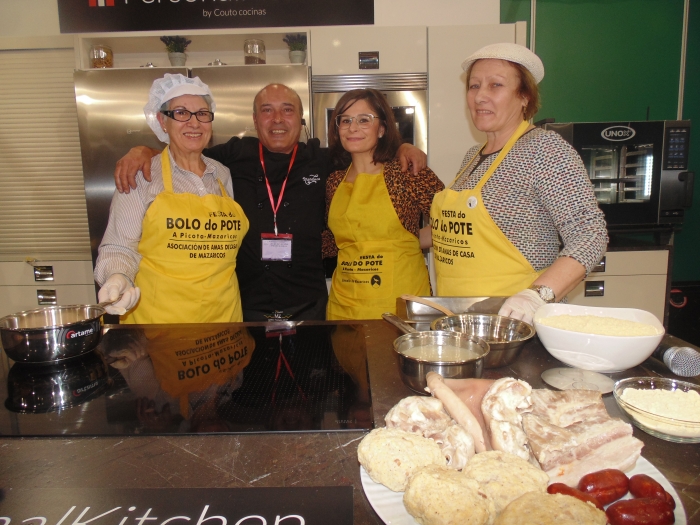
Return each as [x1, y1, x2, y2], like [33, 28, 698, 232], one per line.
[529, 284, 556, 303]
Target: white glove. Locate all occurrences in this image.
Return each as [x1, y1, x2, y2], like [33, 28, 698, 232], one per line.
[498, 289, 546, 325]
[98, 273, 140, 315]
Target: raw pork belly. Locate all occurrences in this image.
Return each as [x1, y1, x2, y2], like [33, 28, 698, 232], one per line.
[481, 377, 535, 463]
[523, 389, 643, 486]
[385, 395, 475, 469]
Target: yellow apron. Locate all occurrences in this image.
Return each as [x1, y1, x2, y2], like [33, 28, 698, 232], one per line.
[122, 148, 249, 324]
[430, 121, 544, 297]
[327, 168, 430, 320]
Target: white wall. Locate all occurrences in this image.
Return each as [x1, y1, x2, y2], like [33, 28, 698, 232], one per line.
[0, 0, 498, 38]
[0, 0, 61, 38]
[374, 0, 497, 26]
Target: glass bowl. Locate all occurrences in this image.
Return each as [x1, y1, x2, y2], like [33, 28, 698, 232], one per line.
[613, 377, 700, 443]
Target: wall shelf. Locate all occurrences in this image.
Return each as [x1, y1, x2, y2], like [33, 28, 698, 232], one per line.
[75, 30, 309, 70]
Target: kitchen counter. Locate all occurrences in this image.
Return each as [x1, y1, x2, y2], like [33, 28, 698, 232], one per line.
[1, 320, 699, 523]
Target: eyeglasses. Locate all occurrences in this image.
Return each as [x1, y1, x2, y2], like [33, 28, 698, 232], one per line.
[335, 113, 379, 130]
[161, 109, 215, 123]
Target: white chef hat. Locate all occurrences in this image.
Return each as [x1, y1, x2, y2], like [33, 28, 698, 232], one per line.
[143, 73, 216, 144]
[461, 43, 545, 84]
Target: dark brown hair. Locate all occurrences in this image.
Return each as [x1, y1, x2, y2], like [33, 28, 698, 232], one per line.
[328, 88, 402, 168]
[466, 60, 541, 121]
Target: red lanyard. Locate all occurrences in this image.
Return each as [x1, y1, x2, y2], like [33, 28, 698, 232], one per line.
[271, 334, 307, 405]
[259, 142, 298, 236]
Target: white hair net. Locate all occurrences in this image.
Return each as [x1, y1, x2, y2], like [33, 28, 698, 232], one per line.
[144, 73, 216, 144]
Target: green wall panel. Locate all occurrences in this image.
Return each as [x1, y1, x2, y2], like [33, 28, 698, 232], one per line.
[500, 0, 531, 41]
[535, 0, 684, 123]
[673, 0, 700, 281]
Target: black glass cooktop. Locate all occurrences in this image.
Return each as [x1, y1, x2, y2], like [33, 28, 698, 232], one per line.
[0, 323, 372, 436]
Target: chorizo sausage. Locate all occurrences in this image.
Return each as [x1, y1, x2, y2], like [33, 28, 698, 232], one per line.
[578, 468, 630, 505]
[547, 483, 604, 510]
[629, 474, 676, 509]
[606, 497, 675, 525]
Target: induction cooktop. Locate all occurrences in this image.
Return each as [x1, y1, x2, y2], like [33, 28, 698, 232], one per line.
[0, 323, 373, 436]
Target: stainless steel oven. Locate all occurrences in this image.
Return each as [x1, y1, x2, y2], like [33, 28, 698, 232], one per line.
[544, 120, 693, 228]
[311, 73, 428, 153]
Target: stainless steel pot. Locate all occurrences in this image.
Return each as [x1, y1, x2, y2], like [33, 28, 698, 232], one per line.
[0, 305, 106, 363]
[430, 313, 535, 368]
[383, 313, 489, 394]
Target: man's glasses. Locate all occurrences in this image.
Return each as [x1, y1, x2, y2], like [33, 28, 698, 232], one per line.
[335, 114, 379, 130]
[161, 109, 215, 123]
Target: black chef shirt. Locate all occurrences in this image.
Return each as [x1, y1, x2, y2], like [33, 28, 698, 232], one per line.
[205, 137, 330, 319]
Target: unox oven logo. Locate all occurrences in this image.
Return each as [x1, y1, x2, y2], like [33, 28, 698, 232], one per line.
[65, 327, 95, 340]
[601, 125, 636, 142]
[89, 0, 114, 6]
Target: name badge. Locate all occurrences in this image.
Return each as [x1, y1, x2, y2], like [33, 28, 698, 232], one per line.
[261, 233, 293, 261]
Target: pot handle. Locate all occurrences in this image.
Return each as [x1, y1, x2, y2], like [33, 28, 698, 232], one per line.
[96, 294, 124, 309]
[382, 312, 419, 334]
[400, 294, 455, 316]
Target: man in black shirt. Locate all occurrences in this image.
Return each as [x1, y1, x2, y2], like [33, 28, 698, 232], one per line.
[114, 84, 426, 321]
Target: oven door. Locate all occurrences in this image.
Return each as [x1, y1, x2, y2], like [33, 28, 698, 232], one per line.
[312, 90, 427, 153]
[549, 122, 664, 227]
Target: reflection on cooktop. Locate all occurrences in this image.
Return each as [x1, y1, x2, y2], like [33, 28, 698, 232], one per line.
[0, 323, 372, 436]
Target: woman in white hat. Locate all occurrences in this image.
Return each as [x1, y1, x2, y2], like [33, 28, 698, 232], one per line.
[429, 43, 607, 324]
[94, 73, 249, 323]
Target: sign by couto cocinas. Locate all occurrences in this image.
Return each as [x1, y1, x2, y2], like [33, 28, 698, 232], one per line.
[57, 0, 374, 33]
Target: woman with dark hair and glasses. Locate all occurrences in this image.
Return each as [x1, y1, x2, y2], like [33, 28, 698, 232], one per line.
[94, 73, 249, 323]
[322, 88, 443, 320]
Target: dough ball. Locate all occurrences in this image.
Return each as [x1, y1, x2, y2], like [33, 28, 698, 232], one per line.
[494, 492, 606, 525]
[404, 465, 495, 525]
[357, 428, 445, 492]
[462, 450, 549, 514]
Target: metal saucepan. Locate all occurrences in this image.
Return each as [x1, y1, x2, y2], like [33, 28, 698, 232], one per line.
[431, 313, 535, 368]
[383, 312, 490, 394]
[0, 303, 110, 364]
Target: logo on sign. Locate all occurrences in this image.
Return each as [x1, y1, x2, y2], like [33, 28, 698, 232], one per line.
[66, 327, 95, 340]
[601, 125, 636, 142]
[89, 0, 114, 6]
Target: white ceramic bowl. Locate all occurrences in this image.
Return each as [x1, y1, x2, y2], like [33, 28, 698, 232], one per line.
[533, 304, 664, 373]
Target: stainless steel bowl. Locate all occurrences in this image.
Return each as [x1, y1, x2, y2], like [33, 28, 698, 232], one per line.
[384, 313, 490, 394]
[430, 313, 534, 368]
[0, 305, 105, 363]
[394, 331, 489, 393]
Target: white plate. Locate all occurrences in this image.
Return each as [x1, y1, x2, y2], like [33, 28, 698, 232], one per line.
[360, 457, 686, 524]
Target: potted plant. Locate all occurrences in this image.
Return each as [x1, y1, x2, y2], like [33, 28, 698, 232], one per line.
[161, 35, 192, 66]
[283, 33, 307, 64]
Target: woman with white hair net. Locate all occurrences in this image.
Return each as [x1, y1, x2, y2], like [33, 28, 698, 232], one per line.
[94, 73, 249, 323]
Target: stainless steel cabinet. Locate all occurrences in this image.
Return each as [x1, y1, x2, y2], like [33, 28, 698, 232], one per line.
[0, 260, 96, 317]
